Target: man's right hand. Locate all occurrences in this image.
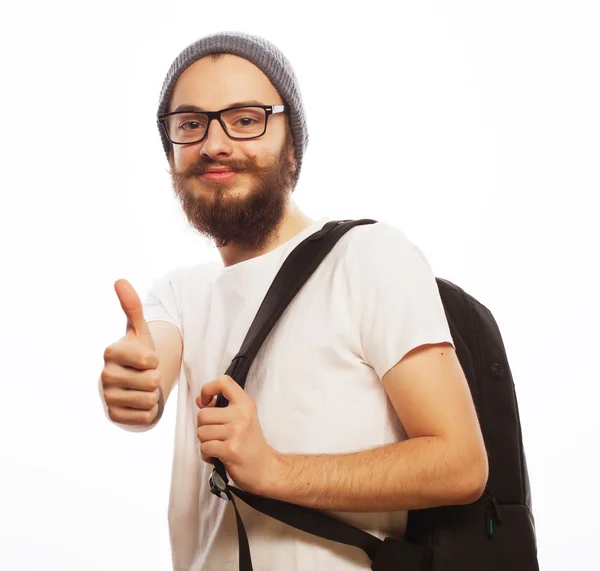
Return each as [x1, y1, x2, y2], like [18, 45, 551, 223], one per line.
[101, 279, 162, 427]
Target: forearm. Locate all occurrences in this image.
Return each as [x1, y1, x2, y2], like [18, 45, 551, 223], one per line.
[266, 436, 485, 512]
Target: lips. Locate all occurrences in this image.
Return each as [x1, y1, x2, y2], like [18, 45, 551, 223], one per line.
[199, 170, 238, 182]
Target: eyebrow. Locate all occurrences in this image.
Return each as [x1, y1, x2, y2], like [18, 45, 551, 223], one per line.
[172, 100, 267, 113]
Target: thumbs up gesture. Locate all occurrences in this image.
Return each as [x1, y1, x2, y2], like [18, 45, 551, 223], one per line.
[100, 279, 163, 427]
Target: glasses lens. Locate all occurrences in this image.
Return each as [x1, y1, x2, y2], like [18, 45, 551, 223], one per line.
[221, 107, 267, 138]
[165, 113, 209, 143]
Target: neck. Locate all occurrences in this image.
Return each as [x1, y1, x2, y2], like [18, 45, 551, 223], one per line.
[218, 201, 315, 267]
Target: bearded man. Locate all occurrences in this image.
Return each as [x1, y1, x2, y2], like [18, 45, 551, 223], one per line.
[99, 31, 488, 571]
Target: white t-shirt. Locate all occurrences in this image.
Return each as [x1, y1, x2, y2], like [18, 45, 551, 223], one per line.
[103, 218, 455, 571]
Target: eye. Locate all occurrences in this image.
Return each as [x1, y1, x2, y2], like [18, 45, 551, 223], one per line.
[222, 108, 266, 135]
[180, 121, 201, 131]
[173, 113, 208, 132]
[235, 117, 258, 127]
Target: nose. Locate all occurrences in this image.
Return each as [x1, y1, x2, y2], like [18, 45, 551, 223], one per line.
[199, 117, 233, 160]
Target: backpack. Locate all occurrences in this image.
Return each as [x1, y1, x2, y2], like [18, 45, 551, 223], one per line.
[208, 219, 540, 571]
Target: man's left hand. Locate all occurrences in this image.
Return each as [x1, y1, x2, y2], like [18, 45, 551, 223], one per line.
[196, 375, 283, 495]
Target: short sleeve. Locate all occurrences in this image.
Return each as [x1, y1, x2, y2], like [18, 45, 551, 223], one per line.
[346, 222, 454, 380]
[142, 270, 183, 333]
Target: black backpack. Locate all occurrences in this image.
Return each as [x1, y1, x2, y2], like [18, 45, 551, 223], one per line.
[208, 219, 539, 571]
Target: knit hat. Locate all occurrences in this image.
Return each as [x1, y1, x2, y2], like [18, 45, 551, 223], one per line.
[157, 31, 308, 179]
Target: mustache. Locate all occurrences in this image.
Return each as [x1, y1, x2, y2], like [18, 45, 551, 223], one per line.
[171, 157, 273, 179]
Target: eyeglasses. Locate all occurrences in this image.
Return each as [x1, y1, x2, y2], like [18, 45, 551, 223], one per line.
[157, 104, 286, 145]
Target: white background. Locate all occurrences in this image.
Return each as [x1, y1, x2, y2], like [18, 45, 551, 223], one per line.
[1, 1, 598, 569]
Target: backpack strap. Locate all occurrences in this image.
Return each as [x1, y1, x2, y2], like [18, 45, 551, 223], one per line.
[223, 484, 427, 571]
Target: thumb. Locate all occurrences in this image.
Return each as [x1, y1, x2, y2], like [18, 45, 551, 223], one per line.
[114, 279, 153, 345]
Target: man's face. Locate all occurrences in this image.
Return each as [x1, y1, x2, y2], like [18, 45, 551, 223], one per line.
[166, 54, 297, 251]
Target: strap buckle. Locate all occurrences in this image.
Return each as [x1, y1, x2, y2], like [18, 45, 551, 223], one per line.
[209, 468, 230, 500]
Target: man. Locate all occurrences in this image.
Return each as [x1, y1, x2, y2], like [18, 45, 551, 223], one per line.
[99, 31, 488, 571]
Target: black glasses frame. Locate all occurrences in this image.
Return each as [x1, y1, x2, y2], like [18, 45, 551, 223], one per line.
[157, 104, 286, 145]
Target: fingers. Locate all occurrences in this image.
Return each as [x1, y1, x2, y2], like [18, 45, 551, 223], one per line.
[197, 405, 236, 427]
[103, 340, 159, 371]
[197, 423, 230, 442]
[200, 440, 226, 463]
[104, 385, 161, 410]
[104, 378, 161, 426]
[101, 362, 160, 390]
[114, 279, 153, 344]
[199, 376, 246, 406]
[107, 403, 159, 426]
[197, 410, 231, 464]
[197, 395, 217, 408]
[196, 420, 226, 464]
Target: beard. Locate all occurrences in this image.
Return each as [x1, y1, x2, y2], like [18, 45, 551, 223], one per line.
[169, 133, 296, 252]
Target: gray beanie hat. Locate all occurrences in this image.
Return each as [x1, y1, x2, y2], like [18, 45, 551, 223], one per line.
[157, 31, 308, 178]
